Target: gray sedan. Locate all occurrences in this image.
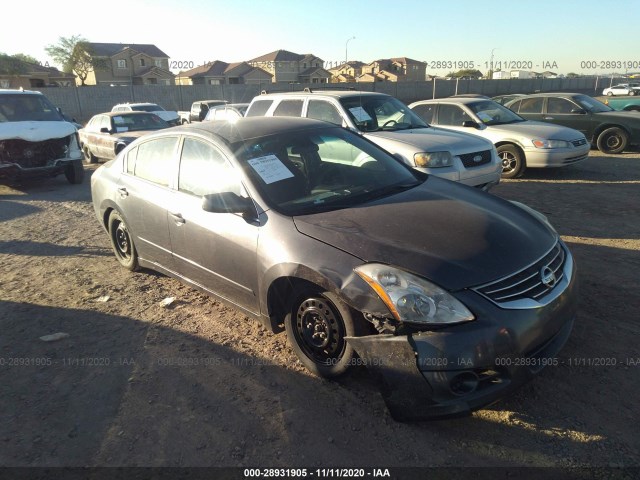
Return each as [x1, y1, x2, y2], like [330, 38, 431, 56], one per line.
[91, 117, 577, 420]
[409, 98, 590, 178]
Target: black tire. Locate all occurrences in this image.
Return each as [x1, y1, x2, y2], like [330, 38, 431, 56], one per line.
[285, 290, 357, 378]
[596, 127, 629, 154]
[108, 211, 139, 271]
[497, 144, 525, 179]
[64, 159, 85, 184]
[83, 145, 98, 164]
[606, 91, 613, 96]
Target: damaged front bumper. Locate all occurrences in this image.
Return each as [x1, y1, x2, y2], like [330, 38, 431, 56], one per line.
[345, 260, 578, 421]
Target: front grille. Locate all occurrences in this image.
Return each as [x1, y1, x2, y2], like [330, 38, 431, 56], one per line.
[571, 138, 587, 147]
[459, 150, 492, 168]
[0, 138, 69, 168]
[474, 242, 566, 304]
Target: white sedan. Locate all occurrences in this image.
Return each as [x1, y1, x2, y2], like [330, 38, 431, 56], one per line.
[409, 97, 590, 179]
[602, 84, 639, 96]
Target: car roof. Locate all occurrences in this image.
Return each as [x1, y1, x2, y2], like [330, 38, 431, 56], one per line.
[412, 97, 492, 106]
[0, 89, 43, 96]
[162, 117, 339, 145]
[506, 92, 582, 98]
[256, 89, 389, 100]
[98, 111, 160, 117]
[113, 102, 159, 107]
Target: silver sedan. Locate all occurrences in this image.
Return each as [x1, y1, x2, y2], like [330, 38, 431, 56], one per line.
[409, 98, 590, 178]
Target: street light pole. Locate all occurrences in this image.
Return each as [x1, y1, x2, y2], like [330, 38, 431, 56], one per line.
[345, 36, 355, 65]
[490, 47, 498, 79]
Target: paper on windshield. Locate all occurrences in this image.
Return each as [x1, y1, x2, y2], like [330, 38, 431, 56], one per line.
[477, 112, 493, 122]
[115, 127, 128, 132]
[113, 116, 124, 123]
[349, 106, 372, 122]
[248, 154, 294, 184]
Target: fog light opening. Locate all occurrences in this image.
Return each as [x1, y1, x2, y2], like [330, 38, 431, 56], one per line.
[450, 372, 479, 396]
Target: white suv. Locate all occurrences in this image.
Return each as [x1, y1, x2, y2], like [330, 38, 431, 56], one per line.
[112, 103, 180, 126]
[246, 89, 501, 190]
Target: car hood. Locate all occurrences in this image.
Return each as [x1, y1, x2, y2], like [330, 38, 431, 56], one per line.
[594, 110, 640, 122]
[367, 126, 491, 154]
[484, 121, 585, 141]
[0, 121, 76, 142]
[110, 131, 153, 141]
[151, 110, 179, 121]
[293, 177, 556, 291]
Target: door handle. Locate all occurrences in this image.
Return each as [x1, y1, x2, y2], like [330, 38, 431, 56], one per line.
[543, 116, 554, 120]
[117, 187, 128, 198]
[169, 212, 185, 225]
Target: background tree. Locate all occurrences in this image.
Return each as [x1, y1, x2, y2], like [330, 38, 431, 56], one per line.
[45, 35, 106, 85]
[447, 69, 484, 79]
[0, 52, 39, 75]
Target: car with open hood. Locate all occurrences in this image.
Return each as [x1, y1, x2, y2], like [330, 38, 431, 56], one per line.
[91, 117, 577, 420]
[245, 89, 502, 191]
[0, 89, 84, 184]
[409, 97, 590, 178]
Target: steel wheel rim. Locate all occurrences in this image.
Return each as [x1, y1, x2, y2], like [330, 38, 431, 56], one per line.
[114, 222, 131, 260]
[605, 134, 622, 149]
[500, 151, 517, 173]
[295, 297, 345, 365]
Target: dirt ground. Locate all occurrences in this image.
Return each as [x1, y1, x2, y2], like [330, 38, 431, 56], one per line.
[0, 150, 639, 473]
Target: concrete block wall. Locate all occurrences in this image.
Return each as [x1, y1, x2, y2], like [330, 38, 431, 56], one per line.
[40, 76, 625, 124]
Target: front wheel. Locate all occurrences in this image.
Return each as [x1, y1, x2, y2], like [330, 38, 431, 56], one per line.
[108, 211, 139, 271]
[606, 91, 613, 96]
[596, 127, 628, 154]
[83, 145, 98, 164]
[285, 290, 357, 378]
[64, 159, 85, 184]
[497, 144, 525, 178]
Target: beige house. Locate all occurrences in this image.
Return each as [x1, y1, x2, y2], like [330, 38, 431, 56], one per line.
[328, 61, 366, 83]
[80, 43, 175, 86]
[176, 61, 272, 85]
[358, 57, 427, 82]
[0, 60, 75, 89]
[248, 50, 331, 84]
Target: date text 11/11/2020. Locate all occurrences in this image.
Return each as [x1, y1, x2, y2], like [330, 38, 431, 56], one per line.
[168, 59, 562, 71]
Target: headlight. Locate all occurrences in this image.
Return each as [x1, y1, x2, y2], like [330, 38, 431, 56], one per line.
[414, 151, 453, 168]
[354, 264, 474, 325]
[532, 139, 571, 149]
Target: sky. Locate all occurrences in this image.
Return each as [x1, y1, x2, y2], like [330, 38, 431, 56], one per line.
[2, 0, 639, 76]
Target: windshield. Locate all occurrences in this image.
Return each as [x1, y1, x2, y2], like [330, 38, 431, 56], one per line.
[235, 126, 422, 215]
[467, 100, 525, 125]
[339, 95, 429, 132]
[573, 95, 613, 113]
[0, 94, 64, 122]
[112, 113, 169, 131]
[131, 104, 164, 112]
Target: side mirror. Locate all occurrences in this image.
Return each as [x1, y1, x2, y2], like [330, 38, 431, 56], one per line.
[570, 108, 587, 114]
[202, 192, 254, 215]
[462, 120, 480, 128]
[100, 127, 111, 133]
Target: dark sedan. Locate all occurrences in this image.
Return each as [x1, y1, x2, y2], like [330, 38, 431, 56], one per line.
[91, 117, 577, 420]
[505, 92, 640, 153]
[79, 111, 170, 163]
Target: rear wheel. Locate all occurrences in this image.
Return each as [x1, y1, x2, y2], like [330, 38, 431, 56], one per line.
[596, 127, 628, 154]
[285, 290, 357, 378]
[497, 144, 525, 178]
[108, 211, 139, 271]
[64, 159, 85, 184]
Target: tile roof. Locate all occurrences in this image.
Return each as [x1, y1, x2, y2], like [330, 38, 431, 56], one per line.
[87, 43, 169, 58]
[248, 49, 305, 62]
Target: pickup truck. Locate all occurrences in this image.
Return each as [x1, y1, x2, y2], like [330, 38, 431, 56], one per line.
[178, 100, 228, 124]
[602, 97, 640, 112]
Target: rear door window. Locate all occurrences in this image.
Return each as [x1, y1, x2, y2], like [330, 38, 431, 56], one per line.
[245, 100, 274, 117]
[273, 100, 304, 117]
[134, 137, 179, 187]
